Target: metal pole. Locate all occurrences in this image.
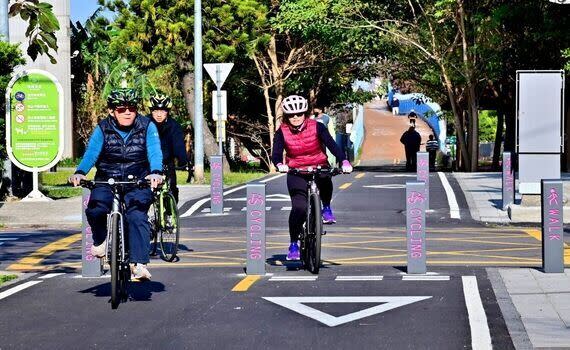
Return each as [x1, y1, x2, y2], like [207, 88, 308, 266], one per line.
[216, 66, 222, 155]
[193, 0, 204, 180]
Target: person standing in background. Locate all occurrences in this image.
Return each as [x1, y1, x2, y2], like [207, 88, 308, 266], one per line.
[392, 98, 400, 115]
[426, 134, 439, 171]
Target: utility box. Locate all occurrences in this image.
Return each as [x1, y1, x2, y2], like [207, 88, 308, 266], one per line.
[516, 70, 565, 194]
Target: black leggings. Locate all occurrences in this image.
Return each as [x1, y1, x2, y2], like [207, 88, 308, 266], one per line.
[287, 173, 333, 242]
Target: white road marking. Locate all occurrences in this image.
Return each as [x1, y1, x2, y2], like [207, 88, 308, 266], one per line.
[281, 206, 291, 211]
[402, 275, 450, 281]
[437, 172, 461, 219]
[38, 273, 65, 279]
[269, 276, 318, 281]
[260, 174, 286, 183]
[374, 174, 416, 178]
[227, 194, 290, 202]
[263, 296, 432, 327]
[0, 238, 18, 241]
[335, 276, 384, 281]
[0, 281, 43, 300]
[180, 197, 210, 218]
[363, 184, 406, 189]
[462, 276, 492, 350]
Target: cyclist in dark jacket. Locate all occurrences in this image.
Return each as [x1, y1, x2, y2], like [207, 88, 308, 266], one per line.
[69, 88, 163, 280]
[146, 94, 190, 203]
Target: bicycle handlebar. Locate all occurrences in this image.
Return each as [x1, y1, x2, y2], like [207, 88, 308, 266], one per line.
[79, 178, 149, 189]
[286, 167, 343, 176]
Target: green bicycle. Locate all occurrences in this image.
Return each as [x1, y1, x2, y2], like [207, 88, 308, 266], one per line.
[149, 166, 180, 262]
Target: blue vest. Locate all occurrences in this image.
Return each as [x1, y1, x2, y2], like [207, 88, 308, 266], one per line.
[95, 115, 151, 181]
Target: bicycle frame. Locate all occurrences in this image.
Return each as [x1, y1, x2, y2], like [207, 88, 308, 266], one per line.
[106, 189, 127, 262]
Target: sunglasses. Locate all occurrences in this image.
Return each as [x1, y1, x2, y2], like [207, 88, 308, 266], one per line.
[115, 106, 137, 113]
[286, 113, 304, 119]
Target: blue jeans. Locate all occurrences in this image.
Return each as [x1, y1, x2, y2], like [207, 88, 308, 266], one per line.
[85, 185, 153, 264]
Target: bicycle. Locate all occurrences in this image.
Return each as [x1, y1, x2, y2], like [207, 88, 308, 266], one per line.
[149, 165, 181, 262]
[288, 167, 342, 274]
[81, 176, 148, 309]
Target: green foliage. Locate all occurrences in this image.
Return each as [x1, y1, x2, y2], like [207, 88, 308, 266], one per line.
[0, 42, 25, 170]
[0, 274, 17, 285]
[478, 110, 497, 143]
[9, 0, 60, 63]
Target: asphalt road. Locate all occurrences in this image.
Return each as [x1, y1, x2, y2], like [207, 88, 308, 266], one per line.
[0, 170, 540, 349]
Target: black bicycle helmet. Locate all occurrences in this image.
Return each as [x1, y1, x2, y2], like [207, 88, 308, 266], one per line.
[146, 93, 173, 110]
[107, 88, 140, 108]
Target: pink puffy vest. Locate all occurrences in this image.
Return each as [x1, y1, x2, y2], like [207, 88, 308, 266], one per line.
[281, 118, 329, 168]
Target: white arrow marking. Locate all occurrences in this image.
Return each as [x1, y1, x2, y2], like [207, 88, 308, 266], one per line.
[263, 296, 432, 327]
[363, 184, 406, 189]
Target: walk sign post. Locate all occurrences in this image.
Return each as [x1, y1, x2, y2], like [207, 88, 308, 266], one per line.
[541, 179, 564, 273]
[5, 69, 64, 201]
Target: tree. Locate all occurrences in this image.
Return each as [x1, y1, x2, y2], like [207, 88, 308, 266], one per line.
[102, 0, 268, 179]
[8, 0, 59, 62]
[0, 42, 25, 174]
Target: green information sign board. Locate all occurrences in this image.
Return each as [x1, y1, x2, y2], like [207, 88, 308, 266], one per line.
[6, 69, 63, 172]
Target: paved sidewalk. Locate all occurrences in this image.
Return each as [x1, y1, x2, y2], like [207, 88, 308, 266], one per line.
[0, 185, 211, 228]
[453, 172, 519, 223]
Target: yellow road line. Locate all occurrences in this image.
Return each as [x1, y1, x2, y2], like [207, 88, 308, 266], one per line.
[339, 183, 352, 190]
[355, 173, 365, 179]
[232, 275, 261, 292]
[524, 229, 542, 241]
[8, 233, 82, 271]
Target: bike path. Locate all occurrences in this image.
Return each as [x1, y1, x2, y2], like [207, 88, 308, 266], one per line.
[0, 266, 513, 349]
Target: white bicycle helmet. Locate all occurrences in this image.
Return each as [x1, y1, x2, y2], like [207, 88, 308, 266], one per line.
[282, 95, 308, 114]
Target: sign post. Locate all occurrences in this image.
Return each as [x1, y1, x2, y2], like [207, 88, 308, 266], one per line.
[82, 188, 102, 277]
[502, 152, 514, 210]
[5, 69, 64, 201]
[210, 155, 223, 214]
[246, 183, 266, 275]
[417, 152, 429, 210]
[204, 63, 233, 155]
[541, 179, 564, 273]
[406, 181, 427, 274]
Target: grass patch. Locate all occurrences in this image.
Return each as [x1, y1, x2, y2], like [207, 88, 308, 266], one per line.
[177, 170, 266, 186]
[0, 274, 17, 286]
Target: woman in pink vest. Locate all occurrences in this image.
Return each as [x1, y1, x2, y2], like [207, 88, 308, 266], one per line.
[272, 95, 353, 260]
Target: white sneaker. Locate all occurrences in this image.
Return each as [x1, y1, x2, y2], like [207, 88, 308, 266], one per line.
[90, 241, 106, 258]
[131, 263, 152, 281]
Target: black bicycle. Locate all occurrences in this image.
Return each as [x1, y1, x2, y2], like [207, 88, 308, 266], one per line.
[288, 167, 342, 274]
[81, 176, 148, 309]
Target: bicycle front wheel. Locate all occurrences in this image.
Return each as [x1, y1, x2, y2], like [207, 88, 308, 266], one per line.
[110, 213, 120, 309]
[160, 192, 180, 262]
[307, 192, 322, 274]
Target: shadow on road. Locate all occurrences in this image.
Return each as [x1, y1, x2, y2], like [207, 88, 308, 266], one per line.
[79, 281, 166, 302]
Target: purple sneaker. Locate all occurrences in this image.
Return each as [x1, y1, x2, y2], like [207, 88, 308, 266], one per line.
[322, 206, 336, 224]
[286, 242, 300, 261]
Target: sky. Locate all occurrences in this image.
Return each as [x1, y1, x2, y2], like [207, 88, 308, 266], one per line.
[70, 0, 114, 25]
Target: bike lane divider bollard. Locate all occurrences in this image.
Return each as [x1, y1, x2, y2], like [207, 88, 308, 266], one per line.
[246, 183, 266, 275]
[502, 152, 514, 210]
[417, 152, 429, 210]
[82, 188, 102, 277]
[542, 179, 564, 273]
[210, 155, 224, 214]
[406, 181, 427, 274]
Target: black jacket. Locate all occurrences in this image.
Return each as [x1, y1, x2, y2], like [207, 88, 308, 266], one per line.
[150, 117, 189, 166]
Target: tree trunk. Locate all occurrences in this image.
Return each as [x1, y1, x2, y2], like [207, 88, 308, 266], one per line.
[492, 109, 504, 170]
[467, 85, 479, 172]
[263, 86, 277, 173]
[441, 65, 471, 170]
[181, 70, 230, 182]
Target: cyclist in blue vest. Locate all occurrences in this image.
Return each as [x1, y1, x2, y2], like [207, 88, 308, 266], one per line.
[69, 88, 163, 280]
[146, 93, 190, 203]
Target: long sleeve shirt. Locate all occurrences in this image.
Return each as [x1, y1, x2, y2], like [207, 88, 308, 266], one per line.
[75, 121, 163, 175]
[272, 122, 346, 167]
